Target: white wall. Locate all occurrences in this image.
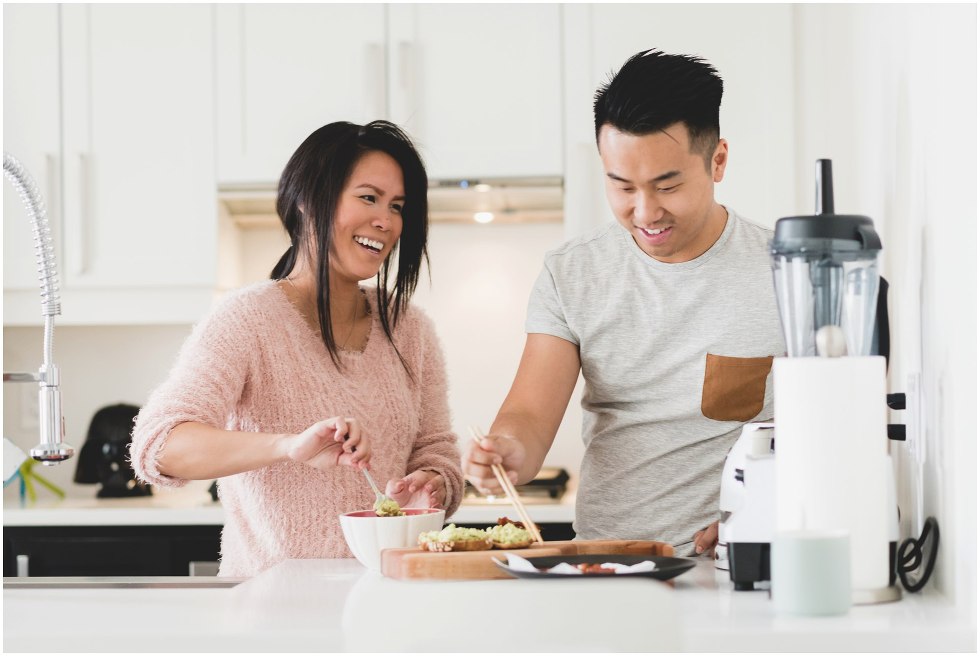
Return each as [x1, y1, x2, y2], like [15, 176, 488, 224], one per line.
[412, 222, 586, 474]
[794, 3, 976, 613]
[3, 325, 194, 502]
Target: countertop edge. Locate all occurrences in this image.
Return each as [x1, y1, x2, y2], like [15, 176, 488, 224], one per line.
[3, 496, 576, 526]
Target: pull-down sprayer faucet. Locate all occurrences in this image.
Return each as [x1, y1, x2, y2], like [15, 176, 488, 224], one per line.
[3, 152, 74, 464]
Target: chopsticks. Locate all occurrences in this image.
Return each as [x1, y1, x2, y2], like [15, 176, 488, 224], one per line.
[468, 426, 544, 543]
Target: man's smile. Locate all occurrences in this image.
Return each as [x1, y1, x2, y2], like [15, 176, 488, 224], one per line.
[636, 225, 673, 245]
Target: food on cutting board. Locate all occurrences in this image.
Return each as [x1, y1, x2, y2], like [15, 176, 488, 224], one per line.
[487, 517, 533, 549]
[417, 524, 492, 552]
[374, 497, 404, 517]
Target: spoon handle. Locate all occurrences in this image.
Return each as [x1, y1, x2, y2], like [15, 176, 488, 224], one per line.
[362, 469, 383, 497]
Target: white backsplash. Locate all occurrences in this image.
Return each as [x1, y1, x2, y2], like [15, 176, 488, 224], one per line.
[3, 221, 587, 502]
[3, 324, 196, 503]
[413, 222, 587, 479]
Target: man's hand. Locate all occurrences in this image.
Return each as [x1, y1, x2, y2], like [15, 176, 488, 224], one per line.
[462, 435, 526, 494]
[463, 334, 580, 493]
[693, 521, 719, 556]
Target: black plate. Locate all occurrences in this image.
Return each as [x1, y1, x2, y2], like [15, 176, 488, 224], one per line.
[493, 554, 696, 581]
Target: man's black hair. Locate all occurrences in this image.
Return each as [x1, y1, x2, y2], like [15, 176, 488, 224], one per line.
[594, 48, 724, 166]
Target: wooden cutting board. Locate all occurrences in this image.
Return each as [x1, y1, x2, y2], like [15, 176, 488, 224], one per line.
[381, 540, 673, 580]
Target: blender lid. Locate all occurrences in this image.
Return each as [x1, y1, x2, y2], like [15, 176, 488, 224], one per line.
[772, 213, 881, 252]
[771, 159, 881, 254]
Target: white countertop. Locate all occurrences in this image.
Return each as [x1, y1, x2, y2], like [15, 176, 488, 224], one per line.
[2, 485, 576, 526]
[3, 558, 974, 652]
[3, 486, 225, 526]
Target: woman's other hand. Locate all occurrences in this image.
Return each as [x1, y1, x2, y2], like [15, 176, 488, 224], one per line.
[385, 469, 446, 509]
[284, 417, 370, 471]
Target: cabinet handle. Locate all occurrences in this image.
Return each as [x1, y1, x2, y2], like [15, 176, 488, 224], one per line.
[366, 43, 386, 120]
[71, 153, 91, 276]
[16, 554, 29, 577]
[398, 41, 414, 91]
[396, 41, 418, 132]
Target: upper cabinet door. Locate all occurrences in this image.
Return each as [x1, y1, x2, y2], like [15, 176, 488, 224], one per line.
[60, 4, 217, 289]
[214, 4, 564, 185]
[563, 4, 795, 233]
[215, 4, 387, 186]
[3, 4, 62, 292]
[387, 4, 563, 180]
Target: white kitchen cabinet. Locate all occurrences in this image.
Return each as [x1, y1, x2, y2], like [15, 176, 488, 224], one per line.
[3, 4, 61, 293]
[386, 4, 563, 180]
[4, 5, 218, 325]
[561, 4, 797, 237]
[59, 5, 217, 290]
[214, 3, 563, 185]
[214, 4, 387, 186]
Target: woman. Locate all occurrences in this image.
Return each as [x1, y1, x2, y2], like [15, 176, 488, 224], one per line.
[131, 121, 463, 577]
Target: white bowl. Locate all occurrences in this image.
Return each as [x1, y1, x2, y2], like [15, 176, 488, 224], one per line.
[339, 507, 446, 571]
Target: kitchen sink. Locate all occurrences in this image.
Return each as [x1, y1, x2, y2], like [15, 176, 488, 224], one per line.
[3, 576, 245, 589]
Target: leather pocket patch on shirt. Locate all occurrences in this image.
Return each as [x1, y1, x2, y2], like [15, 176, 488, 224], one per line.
[701, 353, 774, 422]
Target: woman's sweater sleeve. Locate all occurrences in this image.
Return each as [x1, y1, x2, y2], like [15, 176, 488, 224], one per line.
[405, 310, 464, 516]
[129, 295, 253, 488]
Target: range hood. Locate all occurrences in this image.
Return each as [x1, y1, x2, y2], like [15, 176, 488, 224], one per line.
[219, 177, 563, 228]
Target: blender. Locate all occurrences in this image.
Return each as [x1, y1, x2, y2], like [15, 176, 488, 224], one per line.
[771, 159, 883, 359]
[721, 160, 902, 603]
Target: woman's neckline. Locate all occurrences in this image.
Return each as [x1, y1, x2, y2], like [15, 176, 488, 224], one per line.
[274, 280, 374, 357]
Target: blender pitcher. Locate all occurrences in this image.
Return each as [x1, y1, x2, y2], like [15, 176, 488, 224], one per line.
[771, 160, 882, 357]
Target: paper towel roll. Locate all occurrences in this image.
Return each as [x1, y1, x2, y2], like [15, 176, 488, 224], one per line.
[774, 356, 890, 593]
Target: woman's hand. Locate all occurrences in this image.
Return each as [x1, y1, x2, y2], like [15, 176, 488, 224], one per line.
[385, 469, 447, 509]
[283, 417, 370, 471]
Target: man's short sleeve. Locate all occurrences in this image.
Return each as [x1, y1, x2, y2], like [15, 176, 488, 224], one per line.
[525, 261, 579, 345]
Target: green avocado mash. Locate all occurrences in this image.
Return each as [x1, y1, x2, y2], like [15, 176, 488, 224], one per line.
[417, 524, 488, 543]
[374, 497, 405, 517]
[486, 522, 531, 544]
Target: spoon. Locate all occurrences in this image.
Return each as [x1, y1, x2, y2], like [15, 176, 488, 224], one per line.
[363, 469, 400, 515]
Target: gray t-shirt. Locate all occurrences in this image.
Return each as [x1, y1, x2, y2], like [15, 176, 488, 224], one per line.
[526, 208, 785, 551]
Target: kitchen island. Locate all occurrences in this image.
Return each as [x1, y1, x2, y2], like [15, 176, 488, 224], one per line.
[2, 481, 577, 526]
[4, 485, 577, 576]
[4, 557, 973, 652]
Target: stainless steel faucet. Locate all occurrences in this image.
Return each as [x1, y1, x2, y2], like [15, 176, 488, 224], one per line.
[3, 152, 74, 464]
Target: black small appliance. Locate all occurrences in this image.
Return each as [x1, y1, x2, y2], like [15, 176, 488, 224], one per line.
[74, 403, 152, 498]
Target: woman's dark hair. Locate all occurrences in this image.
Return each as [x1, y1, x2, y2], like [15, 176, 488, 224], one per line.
[270, 120, 429, 373]
[594, 48, 724, 168]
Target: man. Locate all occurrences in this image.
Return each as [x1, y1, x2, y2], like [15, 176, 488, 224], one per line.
[462, 48, 785, 556]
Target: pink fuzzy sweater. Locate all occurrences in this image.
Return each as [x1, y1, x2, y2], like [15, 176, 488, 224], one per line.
[130, 281, 463, 577]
